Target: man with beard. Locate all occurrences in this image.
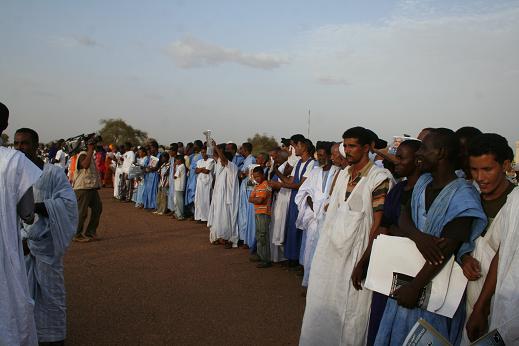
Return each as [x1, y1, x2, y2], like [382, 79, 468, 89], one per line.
[15, 128, 78, 345]
[300, 127, 392, 345]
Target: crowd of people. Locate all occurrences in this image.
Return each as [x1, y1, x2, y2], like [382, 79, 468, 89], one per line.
[1, 98, 519, 346]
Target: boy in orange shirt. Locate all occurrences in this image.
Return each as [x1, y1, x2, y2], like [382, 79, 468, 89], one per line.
[249, 166, 272, 268]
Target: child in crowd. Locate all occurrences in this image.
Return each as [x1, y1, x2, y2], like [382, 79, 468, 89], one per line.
[249, 166, 273, 268]
[174, 155, 186, 220]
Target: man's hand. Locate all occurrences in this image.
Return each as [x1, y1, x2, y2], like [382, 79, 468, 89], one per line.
[22, 239, 31, 256]
[462, 255, 482, 281]
[393, 282, 421, 309]
[413, 232, 445, 266]
[306, 196, 314, 211]
[34, 202, 48, 217]
[351, 258, 368, 290]
[466, 308, 489, 342]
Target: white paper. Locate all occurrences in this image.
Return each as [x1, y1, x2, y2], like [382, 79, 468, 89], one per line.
[364, 234, 467, 318]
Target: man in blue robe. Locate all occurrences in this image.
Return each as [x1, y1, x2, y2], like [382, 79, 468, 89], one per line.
[184, 140, 203, 216]
[143, 140, 160, 210]
[237, 142, 257, 247]
[15, 128, 78, 345]
[1, 103, 42, 346]
[376, 128, 487, 345]
[275, 137, 315, 269]
[227, 142, 244, 171]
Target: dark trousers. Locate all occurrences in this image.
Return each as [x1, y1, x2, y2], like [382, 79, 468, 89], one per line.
[255, 214, 271, 263]
[75, 189, 103, 237]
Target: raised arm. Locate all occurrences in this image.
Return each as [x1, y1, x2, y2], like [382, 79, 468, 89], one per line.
[79, 144, 94, 169]
[213, 140, 228, 166]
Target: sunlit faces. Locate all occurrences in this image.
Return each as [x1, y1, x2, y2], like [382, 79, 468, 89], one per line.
[470, 154, 509, 198]
[342, 137, 369, 165]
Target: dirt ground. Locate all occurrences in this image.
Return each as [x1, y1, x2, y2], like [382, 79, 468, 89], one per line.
[65, 188, 305, 345]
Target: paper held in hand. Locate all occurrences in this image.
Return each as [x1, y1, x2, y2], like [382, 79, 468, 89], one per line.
[203, 130, 214, 156]
[364, 234, 467, 318]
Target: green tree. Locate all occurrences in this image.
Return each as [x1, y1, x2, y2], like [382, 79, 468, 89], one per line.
[1, 133, 9, 146]
[98, 118, 148, 147]
[247, 133, 279, 155]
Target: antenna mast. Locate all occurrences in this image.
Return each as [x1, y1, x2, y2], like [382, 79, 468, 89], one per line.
[307, 109, 311, 139]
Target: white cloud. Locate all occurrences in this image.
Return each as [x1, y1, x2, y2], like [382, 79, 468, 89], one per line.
[165, 36, 289, 70]
[50, 35, 102, 48]
[295, 2, 519, 142]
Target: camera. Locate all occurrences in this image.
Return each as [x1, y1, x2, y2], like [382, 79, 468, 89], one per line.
[63, 133, 102, 156]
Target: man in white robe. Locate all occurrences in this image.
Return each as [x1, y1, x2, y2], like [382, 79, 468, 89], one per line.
[194, 147, 215, 222]
[300, 127, 392, 346]
[207, 142, 240, 247]
[1, 103, 42, 346]
[15, 128, 78, 344]
[490, 187, 519, 344]
[460, 134, 517, 343]
[268, 150, 291, 262]
[295, 141, 339, 287]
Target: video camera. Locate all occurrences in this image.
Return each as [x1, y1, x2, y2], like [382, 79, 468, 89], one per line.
[63, 133, 102, 156]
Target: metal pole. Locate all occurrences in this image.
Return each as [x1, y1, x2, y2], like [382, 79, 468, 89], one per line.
[307, 109, 311, 139]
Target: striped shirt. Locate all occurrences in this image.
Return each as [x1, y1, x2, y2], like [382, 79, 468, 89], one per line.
[345, 161, 389, 213]
[251, 181, 272, 215]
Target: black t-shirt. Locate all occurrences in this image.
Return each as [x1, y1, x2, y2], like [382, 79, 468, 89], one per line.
[403, 182, 473, 242]
[481, 182, 515, 219]
[480, 182, 515, 236]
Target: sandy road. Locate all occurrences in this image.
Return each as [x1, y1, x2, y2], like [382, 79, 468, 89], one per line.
[65, 188, 305, 345]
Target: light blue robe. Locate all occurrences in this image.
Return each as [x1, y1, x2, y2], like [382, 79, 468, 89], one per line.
[1, 147, 42, 346]
[232, 154, 244, 171]
[375, 174, 487, 346]
[185, 153, 202, 206]
[237, 155, 256, 245]
[23, 164, 78, 343]
[143, 154, 160, 209]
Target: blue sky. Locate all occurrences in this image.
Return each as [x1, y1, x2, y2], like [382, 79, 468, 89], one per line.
[1, 0, 518, 147]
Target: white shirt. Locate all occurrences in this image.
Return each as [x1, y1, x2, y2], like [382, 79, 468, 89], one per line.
[121, 150, 135, 174]
[290, 158, 315, 179]
[54, 149, 68, 169]
[174, 164, 186, 191]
